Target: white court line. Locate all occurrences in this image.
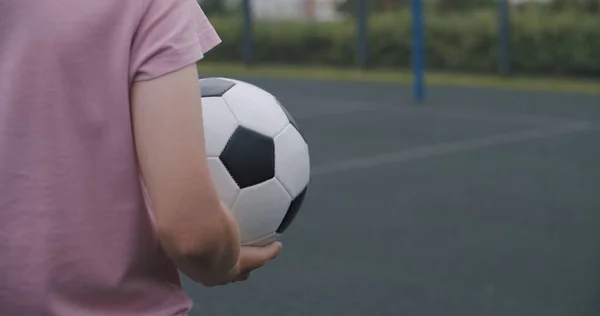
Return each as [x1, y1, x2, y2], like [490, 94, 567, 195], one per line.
[311, 122, 596, 177]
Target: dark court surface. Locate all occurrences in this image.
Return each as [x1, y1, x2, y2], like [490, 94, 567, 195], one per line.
[185, 76, 600, 316]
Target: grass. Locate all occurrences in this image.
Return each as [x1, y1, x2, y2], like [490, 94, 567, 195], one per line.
[197, 62, 600, 95]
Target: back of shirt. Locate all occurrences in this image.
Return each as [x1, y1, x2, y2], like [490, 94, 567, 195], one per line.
[0, 0, 220, 315]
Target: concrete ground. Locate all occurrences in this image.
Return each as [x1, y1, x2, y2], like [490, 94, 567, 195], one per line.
[185, 77, 600, 316]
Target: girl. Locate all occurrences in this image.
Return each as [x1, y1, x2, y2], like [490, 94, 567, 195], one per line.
[0, 1, 281, 315]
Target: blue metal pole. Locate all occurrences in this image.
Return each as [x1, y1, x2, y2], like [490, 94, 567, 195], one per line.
[411, 0, 425, 102]
[498, 0, 510, 76]
[356, 0, 368, 68]
[243, 0, 253, 66]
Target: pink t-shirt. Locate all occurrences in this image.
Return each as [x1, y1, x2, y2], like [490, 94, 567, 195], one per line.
[0, 0, 220, 315]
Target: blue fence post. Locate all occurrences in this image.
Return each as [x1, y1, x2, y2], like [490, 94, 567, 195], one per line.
[498, 0, 510, 76]
[411, 0, 425, 102]
[242, 0, 254, 66]
[356, 0, 368, 69]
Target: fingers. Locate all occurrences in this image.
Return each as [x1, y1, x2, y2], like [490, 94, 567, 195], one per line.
[229, 241, 283, 285]
[233, 271, 251, 283]
[218, 241, 284, 286]
[262, 241, 283, 260]
[240, 242, 283, 272]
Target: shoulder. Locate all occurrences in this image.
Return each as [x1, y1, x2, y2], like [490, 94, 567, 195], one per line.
[131, 0, 221, 82]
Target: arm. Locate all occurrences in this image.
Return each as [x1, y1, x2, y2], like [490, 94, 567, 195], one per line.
[131, 63, 241, 287]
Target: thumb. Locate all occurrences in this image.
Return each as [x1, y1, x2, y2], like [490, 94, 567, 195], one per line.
[263, 241, 283, 259]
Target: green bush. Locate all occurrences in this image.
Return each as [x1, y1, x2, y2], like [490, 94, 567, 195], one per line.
[205, 9, 600, 77]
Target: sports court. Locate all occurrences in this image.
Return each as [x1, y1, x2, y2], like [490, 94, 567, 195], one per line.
[185, 76, 600, 316]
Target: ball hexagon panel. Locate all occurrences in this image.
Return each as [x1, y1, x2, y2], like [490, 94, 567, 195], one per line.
[232, 178, 292, 245]
[222, 82, 289, 138]
[276, 187, 307, 234]
[199, 78, 236, 97]
[274, 125, 310, 198]
[219, 126, 275, 189]
[200, 97, 239, 157]
[206, 157, 240, 209]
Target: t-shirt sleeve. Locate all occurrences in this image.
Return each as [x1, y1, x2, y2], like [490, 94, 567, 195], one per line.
[130, 0, 221, 82]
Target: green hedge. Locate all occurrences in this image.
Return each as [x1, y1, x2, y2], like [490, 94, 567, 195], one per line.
[205, 10, 600, 77]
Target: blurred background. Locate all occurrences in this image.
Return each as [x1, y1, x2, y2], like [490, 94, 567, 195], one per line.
[186, 1, 600, 316]
[197, 0, 600, 79]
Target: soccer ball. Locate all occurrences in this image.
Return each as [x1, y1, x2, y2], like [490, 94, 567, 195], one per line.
[198, 77, 310, 246]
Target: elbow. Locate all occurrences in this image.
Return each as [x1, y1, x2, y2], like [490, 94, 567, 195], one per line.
[156, 222, 222, 263]
[155, 214, 240, 281]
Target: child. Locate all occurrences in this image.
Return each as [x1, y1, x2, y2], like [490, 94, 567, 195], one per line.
[0, 0, 281, 315]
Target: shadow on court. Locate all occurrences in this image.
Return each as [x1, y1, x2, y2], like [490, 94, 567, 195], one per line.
[184, 77, 600, 316]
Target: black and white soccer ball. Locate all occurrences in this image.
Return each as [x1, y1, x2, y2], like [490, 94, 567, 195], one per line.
[198, 77, 310, 246]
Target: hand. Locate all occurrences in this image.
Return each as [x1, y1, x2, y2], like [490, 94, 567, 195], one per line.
[229, 241, 283, 283]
